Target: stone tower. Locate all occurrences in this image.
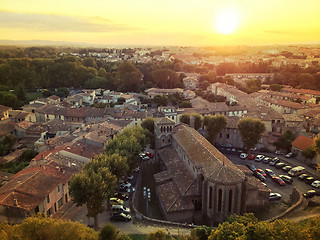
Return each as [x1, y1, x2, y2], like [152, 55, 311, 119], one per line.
[154, 117, 176, 150]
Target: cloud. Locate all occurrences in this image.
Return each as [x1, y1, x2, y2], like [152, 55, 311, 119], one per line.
[0, 10, 139, 32]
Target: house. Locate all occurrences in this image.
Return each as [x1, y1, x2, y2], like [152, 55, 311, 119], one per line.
[22, 102, 45, 122]
[64, 108, 87, 122]
[282, 114, 304, 135]
[182, 76, 198, 90]
[291, 135, 317, 164]
[154, 118, 269, 225]
[0, 105, 12, 121]
[0, 120, 15, 139]
[215, 116, 242, 148]
[35, 105, 66, 122]
[145, 88, 184, 99]
[9, 110, 30, 123]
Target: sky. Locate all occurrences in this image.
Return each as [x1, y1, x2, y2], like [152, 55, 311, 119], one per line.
[1, 0, 320, 46]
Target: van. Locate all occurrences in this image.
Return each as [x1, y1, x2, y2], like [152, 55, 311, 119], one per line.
[288, 166, 305, 177]
[111, 205, 131, 214]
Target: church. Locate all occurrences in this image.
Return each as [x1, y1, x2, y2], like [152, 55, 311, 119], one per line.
[153, 117, 269, 225]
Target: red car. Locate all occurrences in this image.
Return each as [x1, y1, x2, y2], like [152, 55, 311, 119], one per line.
[145, 152, 154, 158]
[272, 177, 286, 186]
[248, 154, 255, 160]
[256, 169, 267, 177]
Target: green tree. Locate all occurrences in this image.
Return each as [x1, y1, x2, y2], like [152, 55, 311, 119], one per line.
[152, 69, 180, 89]
[302, 147, 316, 159]
[313, 134, 320, 154]
[179, 101, 192, 108]
[192, 113, 203, 131]
[192, 225, 214, 240]
[69, 163, 117, 230]
[56, 87, 69, 98]
[153, 95, 168, 107]
[0, 213, 98, 240]
[238, 117, 266, 149]
[141, 117, 155, 149]
[147, 229, 173, 240]
[270, 84, 282, 91]
[274, 130, 295, 152]
[180, 114, 191, 125]
[99, 223, 120, 240]
[205, 115, 227, 143]
[116, 61, 142, 92]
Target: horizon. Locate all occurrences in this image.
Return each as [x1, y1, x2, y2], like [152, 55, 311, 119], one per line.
[1, 0, 320, 47]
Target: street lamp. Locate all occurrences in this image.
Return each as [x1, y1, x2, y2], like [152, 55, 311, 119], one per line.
[143, 187, 151, 216]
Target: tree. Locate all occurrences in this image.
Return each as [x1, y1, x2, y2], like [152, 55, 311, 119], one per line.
[153, 95, 168, 107]
[116, 61, 142, 92]
[302, 147, 316, 159]
[180, 114, 191, 125]
[147, 229, 173, 240]
[0, 213, 98, 240]
[204, 115, 227, 143]
[192, 113, 203, 131]
[69, 163, 117, 230]
[270, 84, 282, 91]
[179, 101, 192, 108]
[141, 117, 155, 149]
[273, 130, 295, 152]
[313, 134, 320, 154]
[152, 69, 180, 89]
[238, 117, 266, 149]
[56, 87, 69, 98]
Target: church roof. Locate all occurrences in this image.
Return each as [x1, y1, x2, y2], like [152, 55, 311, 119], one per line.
[172, 124, 245, 184]
[154, 117, 175, 125]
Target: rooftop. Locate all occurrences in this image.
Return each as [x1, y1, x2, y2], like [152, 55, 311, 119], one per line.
[291, 135, 314, 151]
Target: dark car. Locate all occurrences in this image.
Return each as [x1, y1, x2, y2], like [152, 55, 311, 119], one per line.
[246, 164, 256, 172]
[263, 157, 272, 164]
[265, 169, 276, 177]
[279, 175, 293, 184]
[272, 176, 286, 186]
[110, 212, 131, 222]
[253, 171, 266, 182]
[114, 192, 129, 201]
[282, 165, 293, 172]
[275, 162, 286, 169]
[303, 190, 316, 199]
[298, 174, 309, 181]
[305, 176, 315, 185]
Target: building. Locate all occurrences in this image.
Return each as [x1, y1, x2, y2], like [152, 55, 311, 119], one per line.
[0, 105, 12, 121]
[154, 117, 268, 225]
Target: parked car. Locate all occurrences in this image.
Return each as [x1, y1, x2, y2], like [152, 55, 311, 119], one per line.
[255, 155, 265, 162]
[248, 154, 255, 160]
[275, 162, 286, 169]
[269, 193, 282, 201]
[240, 153, 248, 159]
[145, 152, 154, 158]
[282, 165, 293, 172]
[256, 169, 267, 177]
[279, 175, 293, 184]
[275, 150, 284, 155]
[246, 164, 256, 172]
[298, 174, 309, 181]
[111, 205, 131, 214]
[272, 177, 286, 186]
[120, 181, 131, 188]
[109, 198, 124, 206]
[303, 190, 316, 199]
[127, 175, 134, 181]
[263, 157, 272, 164]
[113, 193, 129, 201]
[311, 180, 320, 188]
[305, 176, 315, 184]
[253, 171, 266, 181]
[285, 152, 294, 158]
[265, 169, 276, 177]
[269, 157, 280, 166]
[134, 166, 140, 173]
[110, 212, 131, 222]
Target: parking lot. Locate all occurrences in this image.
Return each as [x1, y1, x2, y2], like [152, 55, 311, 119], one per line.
[224, 151, 317, 202]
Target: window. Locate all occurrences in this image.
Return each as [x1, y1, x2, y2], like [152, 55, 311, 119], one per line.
[58, 197, 63, 208]
[57, 185, 60, 193]
[46, 207, 52, 217]
[218, 189, 222, 211]
[227, 134, 230, 139]
[47, 195, 50, 203]
[272, 120, 275, 124]
[209, 186, 213, 209]
[228, 189, 233, 212]
[219, 133, 222, 138]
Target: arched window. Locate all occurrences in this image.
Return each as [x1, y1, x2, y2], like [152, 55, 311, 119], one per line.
[170, 126, 172, 132]
[167, 126, 169, 132]
[218, 189, 222, 212]
[209, 186, 213, 209]
[228, 189, 233, 212]
[160, 126, 163, 133]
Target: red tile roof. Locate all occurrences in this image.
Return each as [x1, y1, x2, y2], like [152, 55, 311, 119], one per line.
[291, 135, 314, 151]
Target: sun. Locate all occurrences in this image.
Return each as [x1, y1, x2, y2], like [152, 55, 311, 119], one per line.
[215, 8, 239, 34]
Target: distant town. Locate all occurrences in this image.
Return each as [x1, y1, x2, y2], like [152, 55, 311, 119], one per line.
[0, 44, 320, 237]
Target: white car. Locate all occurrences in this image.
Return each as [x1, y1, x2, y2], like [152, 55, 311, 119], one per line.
[240, 153, 248, 159]
[269, 193, 281, 201]
[255, 155, 265, 162]
[311, 180, 320, 188]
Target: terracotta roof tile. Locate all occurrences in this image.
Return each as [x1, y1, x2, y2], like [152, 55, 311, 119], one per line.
[291, 135, 314, 151]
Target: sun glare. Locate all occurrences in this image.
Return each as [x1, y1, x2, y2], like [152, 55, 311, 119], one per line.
[215, 8, 239, 35]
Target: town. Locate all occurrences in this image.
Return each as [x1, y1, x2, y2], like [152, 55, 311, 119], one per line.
[1, 44, 320, 239]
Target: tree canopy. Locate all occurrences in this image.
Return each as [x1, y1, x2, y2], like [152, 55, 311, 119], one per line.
[204, 115, 227, 143]
[238, 117, 266, 149]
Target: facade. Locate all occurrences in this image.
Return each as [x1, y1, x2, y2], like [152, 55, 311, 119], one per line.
[154, 117, 268, 225]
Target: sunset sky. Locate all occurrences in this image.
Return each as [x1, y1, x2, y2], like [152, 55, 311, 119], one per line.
[1, 0, 319, 46]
